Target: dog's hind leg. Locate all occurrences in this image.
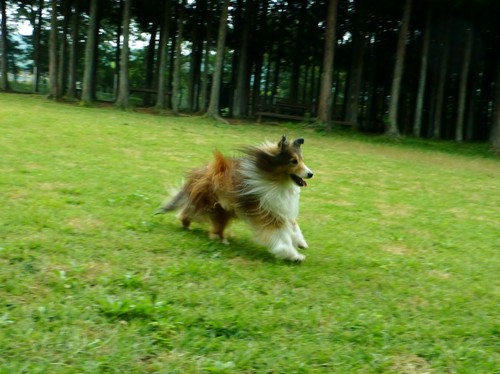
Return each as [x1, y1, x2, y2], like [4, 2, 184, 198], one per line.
[178, 206, 194, 229]
[208, 205, 232, 244]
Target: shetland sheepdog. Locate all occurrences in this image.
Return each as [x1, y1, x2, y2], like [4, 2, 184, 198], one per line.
[155, 135, 314, 262]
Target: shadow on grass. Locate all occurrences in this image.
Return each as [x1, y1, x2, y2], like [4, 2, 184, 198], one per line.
[156, 221, 294, 264]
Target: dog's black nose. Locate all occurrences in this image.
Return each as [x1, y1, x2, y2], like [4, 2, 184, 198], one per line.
[307, 172, 314, 178]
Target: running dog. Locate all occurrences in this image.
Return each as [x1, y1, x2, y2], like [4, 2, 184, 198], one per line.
[156, 135, 314, 262]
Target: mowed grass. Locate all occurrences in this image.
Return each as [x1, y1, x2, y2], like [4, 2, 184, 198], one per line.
[1, 93, 499, 373]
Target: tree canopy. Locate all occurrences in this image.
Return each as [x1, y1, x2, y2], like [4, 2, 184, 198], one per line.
[1, 0, 499, 147]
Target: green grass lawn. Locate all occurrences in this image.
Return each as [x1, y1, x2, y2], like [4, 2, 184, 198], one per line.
[1, 93, 499, 373]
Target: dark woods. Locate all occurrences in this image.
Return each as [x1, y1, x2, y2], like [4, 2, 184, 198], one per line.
[1, 0, 499, 148]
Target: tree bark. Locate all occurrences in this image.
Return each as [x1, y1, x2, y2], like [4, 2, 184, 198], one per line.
[233, 0, 253, 117]
[206, 0, 230, 122]
[57, 0, 70, 97]
[289, 0, 307, 103]
[251, 0, 267, 116]
[65, 0, 80, 99]
[115, 0, 131, 110]
[199, 1, 213, 112]
[47, 0, 59, 100]
[432, 21, 450, 139]
[386, 0, 412, 137]
[114, 0, 122, 100]
[344, 0, 365, 127]
[317, 0, 339, 128]
[32, 0, 44, 93]
[413, 1, 431, 137]
[0, 0, 10, 91]
[172, 0, 186, 115]
[143, 21, 158, 107]
[491, 60, 500, 152]
[455, 27, 472, 142]
[81, 0, 98, 105]
[155, 0, 172, 110]
[187, 0, 205, 112]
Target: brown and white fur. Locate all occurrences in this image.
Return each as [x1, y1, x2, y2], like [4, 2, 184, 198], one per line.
[155, 135, 314, 262]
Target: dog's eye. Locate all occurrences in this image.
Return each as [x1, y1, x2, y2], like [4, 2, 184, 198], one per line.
[291, 159, 299, 165]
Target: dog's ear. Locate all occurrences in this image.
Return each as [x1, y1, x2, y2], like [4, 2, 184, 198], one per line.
[293, 138, 304, 148]
[278, 134, 289, 150]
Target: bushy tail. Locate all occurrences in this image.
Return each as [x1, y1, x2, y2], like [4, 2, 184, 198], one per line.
[154, 189, 187, 215]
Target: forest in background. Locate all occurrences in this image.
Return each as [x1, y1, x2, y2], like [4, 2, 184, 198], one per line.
[1, 0, 499, 149]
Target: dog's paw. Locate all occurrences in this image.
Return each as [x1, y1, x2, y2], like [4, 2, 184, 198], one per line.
[297, 240, 309, 250]
[209, 233, 230, 245]
[292, 253, 306, 262]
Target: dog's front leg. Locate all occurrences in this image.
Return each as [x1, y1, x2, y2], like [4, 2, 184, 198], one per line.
[290, 220, 308, 249]
[256, 226, 305, 262]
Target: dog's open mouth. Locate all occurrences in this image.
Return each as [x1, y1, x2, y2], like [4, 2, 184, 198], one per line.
[291, 174, 307, 187]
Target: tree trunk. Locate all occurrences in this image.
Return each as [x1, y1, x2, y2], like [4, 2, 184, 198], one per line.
[455, 27, 473, 142]
[155, 0, 172, 110]
[344, 0, 365, 127]
[289, 0, 307, 103]
[81, 0, 98, 105]
[48, 0, 59, 100]
[115, 0, 131, 110]
[413, 1, 431, 137]
[65, 0, 80, 99]
[205, 0, 230, 122]
[114, 0, 122, 100]
[57, 0, 70, 96]
[432, 21, 450, 139]
[0, 0, 10, 91]
[317, 0, 339, 128]
[33, 0, 44, 93]
[143, 22, 158, 107]
[386, 0, 412, 137]
[199, 1, 213, 112]
[491, 60, 500, 152]
[172, 1, 186, 115]
[233, 0, 253, 118]
[187, 0, 205, 112]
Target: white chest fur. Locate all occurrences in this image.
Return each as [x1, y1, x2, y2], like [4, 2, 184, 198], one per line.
[240, 160, 301, 221]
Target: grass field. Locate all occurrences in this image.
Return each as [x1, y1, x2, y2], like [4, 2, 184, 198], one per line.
[1, 93, 499, 373]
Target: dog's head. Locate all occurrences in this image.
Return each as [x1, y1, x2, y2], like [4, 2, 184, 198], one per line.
[277, 135, 314, 187]
[244, 135, 314, 187]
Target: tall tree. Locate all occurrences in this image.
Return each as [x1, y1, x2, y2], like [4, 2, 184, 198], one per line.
[386, 0, 412, 137]
[233, 0, 253, 118]
[491, 60, 500, 153]
[199, 0, 214, 112]
[57, 0, 70, 96]
[317, 0, 339, 128]
[32, 0, 44, 93]
[205, 0, 230, 122]
[432, 21, 450, 139]
[0, 0, 10, 91]
[289, 0, 307, 103]
[81, 0, 98, 105]
[47, 0, 59, 99]
[155, 0, 171, 110]
[455, 27, 473, 142]
[172, 0, 186, 115]
[344, 0, 366, 127]
[143, 20, 158, 107]
[65, 0, 80, 99]
[115, 0, 131, 110]
[187, 0, 205, 112]
[413, 1, 432, 137]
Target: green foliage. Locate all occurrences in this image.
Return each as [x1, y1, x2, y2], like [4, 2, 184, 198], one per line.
[0, 93, 499, 372]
